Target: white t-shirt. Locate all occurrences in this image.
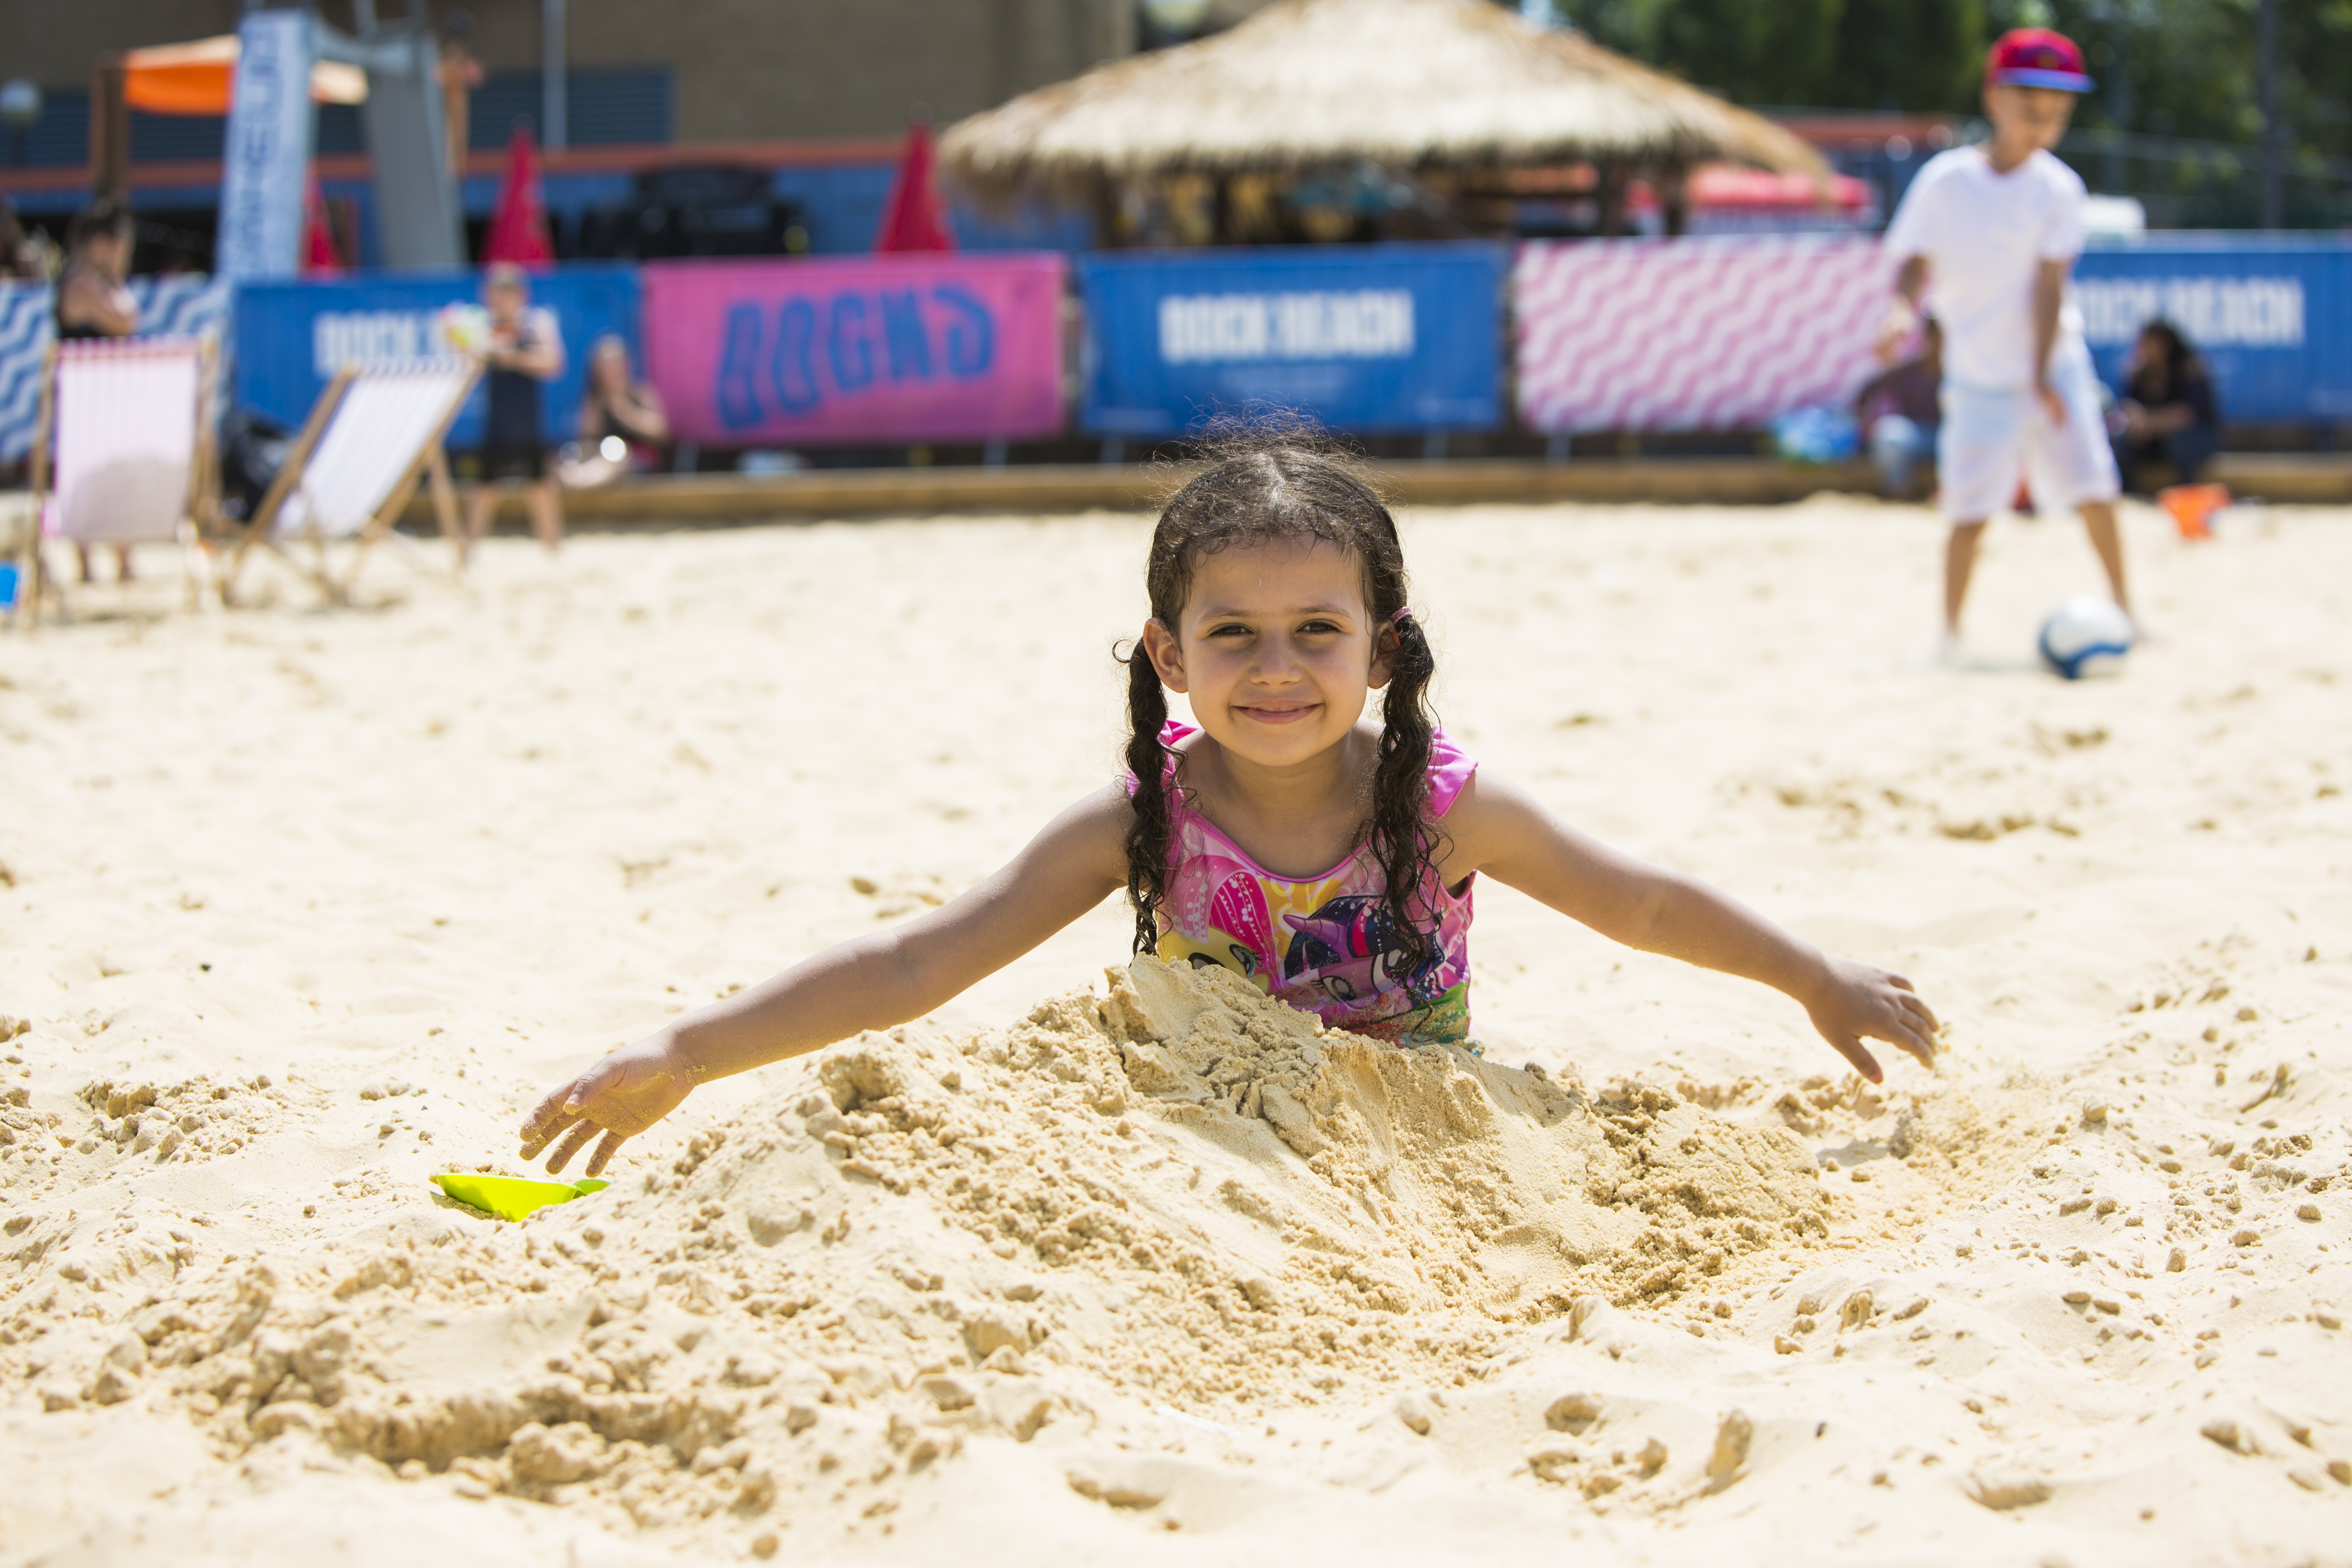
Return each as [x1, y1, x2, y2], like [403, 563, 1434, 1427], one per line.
[1882, 146, 2087, 389]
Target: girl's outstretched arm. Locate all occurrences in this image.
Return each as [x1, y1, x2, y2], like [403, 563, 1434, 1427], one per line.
[1449, 772, 1940, 1083]
[520, 787, 1131, 1175]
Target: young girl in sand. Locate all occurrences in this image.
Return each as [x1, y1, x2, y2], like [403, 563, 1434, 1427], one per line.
[522, 443, 1939, 1176]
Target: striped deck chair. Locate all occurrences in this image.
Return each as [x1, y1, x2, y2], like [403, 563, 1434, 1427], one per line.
[21, 337, 219, 625]
[221, 356, 478, 605]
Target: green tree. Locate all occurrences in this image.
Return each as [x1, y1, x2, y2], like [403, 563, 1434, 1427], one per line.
[1655, 0, 1844, 104]
[1560, 0, 2352, 223]
[1565, 0, 1984, 110]
[2001, 0, 2352, 153]
[1989, 0, 2352, 222]
[1824, 0, 1986, 111]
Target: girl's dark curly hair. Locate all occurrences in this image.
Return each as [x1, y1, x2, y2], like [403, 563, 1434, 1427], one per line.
[1118, 435, 1443, 982]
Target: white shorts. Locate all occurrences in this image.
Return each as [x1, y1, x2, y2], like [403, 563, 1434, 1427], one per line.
[1936, 348, 2120, 522]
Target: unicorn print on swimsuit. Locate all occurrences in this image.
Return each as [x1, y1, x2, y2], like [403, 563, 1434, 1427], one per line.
[1147, 717, 1476, 1048]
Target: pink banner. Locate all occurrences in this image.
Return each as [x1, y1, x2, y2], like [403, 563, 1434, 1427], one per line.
[642, 254, 1067, 447]
[1515, 236, 1894, 432]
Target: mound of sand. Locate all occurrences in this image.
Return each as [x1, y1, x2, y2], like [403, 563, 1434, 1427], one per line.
[6, 959, 1840, 1547]
[3, 509, 2348, 1566]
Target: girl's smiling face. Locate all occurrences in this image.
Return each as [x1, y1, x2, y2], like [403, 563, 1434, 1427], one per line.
[1141, 538, 1391, 772]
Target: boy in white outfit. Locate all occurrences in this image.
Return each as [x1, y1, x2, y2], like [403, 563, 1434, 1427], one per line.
[1877, 28, 2129, 659]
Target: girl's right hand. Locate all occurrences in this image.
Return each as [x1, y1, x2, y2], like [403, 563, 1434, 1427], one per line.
[518, 1034, 698, 1177]
[1801, 955, 1940, 1085]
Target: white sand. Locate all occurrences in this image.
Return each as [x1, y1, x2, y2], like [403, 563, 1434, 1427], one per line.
[2, 497, 2347, 1567]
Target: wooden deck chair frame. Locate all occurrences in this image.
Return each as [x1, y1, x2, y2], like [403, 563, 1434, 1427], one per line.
[19, 336, 222, 629]
[219, 358, 477, 606]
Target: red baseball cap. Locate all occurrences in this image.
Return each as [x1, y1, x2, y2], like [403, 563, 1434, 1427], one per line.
[1986, 27, 2095, 92]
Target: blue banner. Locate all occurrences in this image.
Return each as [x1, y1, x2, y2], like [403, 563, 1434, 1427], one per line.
[216, 10, 315, 282]
[2075, 239, 2352, 421]
[1077, 243, 1505, 436]
[233, 267, 640, 448]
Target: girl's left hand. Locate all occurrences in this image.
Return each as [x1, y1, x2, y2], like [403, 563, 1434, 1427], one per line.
[1803, 956, 1940, 1083]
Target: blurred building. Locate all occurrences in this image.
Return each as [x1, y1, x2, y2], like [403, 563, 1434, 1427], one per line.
[0, 0, 1904, 268]
[0, 0, 1137, 263]
[943, 0, 1837, 246]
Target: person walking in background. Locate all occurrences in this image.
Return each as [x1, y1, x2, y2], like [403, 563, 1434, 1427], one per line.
[1876, 28, 2128, 663]
[462, 262, 566, 562]
[1853, 316, 1942, 501]
[57, 198, 141, 584]
[577, 334, 670, 472]
[2110, 319, 2221, 492]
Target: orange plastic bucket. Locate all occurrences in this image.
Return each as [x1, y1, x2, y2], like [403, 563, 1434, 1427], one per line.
[2158, 482, 2229, 541]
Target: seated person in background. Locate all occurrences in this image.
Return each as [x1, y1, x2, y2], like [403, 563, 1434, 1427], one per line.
[570, 335, 670, 480]
[2110, 319, 2220, 490]
[1853, 316, 1943, 501]
[55, 202, 134, 335]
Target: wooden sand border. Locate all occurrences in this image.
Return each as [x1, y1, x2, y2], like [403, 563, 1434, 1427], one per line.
[423, 452, 2352, 531]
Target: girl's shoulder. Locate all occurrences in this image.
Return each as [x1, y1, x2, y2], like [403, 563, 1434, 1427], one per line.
[1426, 727, 1476, 817]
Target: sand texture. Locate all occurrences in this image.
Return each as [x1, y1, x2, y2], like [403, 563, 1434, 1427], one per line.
[2, 499, 2348, 1567]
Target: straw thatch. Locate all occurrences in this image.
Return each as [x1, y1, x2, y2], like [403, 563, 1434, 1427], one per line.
[940, 0, 1829, 202]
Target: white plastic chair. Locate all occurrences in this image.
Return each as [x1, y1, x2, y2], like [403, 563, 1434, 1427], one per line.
[222, 356, 478, 604]
[21, 337, 218, 624]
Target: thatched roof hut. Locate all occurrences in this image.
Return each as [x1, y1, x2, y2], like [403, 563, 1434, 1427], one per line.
[942, 0, 1828, 233]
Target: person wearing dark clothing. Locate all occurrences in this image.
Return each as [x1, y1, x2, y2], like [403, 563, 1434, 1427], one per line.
[2109, 319, 2220, 491]
[57, 200, 136, 339]
[463, 262, 566, 562]
[1853, 316, 1943, 500]
[483, 330, 549, 480]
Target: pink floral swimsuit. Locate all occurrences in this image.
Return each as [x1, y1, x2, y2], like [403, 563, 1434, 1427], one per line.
[1134, 721, 1477, 1049]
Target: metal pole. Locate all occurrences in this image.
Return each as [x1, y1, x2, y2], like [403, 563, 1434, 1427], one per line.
[325, 15, 464, 268]
[2257, 0, 2282, 229]
[90, 58, 129, 201]
[2104, 21, 2129, 196]
[543, 0, 567, 153]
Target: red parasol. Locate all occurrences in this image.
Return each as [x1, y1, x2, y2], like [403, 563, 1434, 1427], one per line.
[301, 166, 343, 275]
[483, 125, 555, 266]
[873, 118, 957, 254]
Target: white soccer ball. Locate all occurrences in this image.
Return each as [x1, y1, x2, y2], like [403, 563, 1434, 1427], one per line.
[2038, 596, 2134, 680]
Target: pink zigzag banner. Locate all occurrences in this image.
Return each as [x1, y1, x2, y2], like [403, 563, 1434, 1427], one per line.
[1514, 236, 1897, 433]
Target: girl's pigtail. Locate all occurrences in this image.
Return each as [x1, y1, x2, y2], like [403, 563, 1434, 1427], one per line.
[1120, 640, 1174, 955]
[1370, 610, 1441, 980]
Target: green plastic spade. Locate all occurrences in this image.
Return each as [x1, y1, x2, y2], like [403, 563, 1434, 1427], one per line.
[431, 1172, 609, 1221]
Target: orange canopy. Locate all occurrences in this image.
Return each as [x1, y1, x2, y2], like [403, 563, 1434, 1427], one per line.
[121, 36, 367, 117]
